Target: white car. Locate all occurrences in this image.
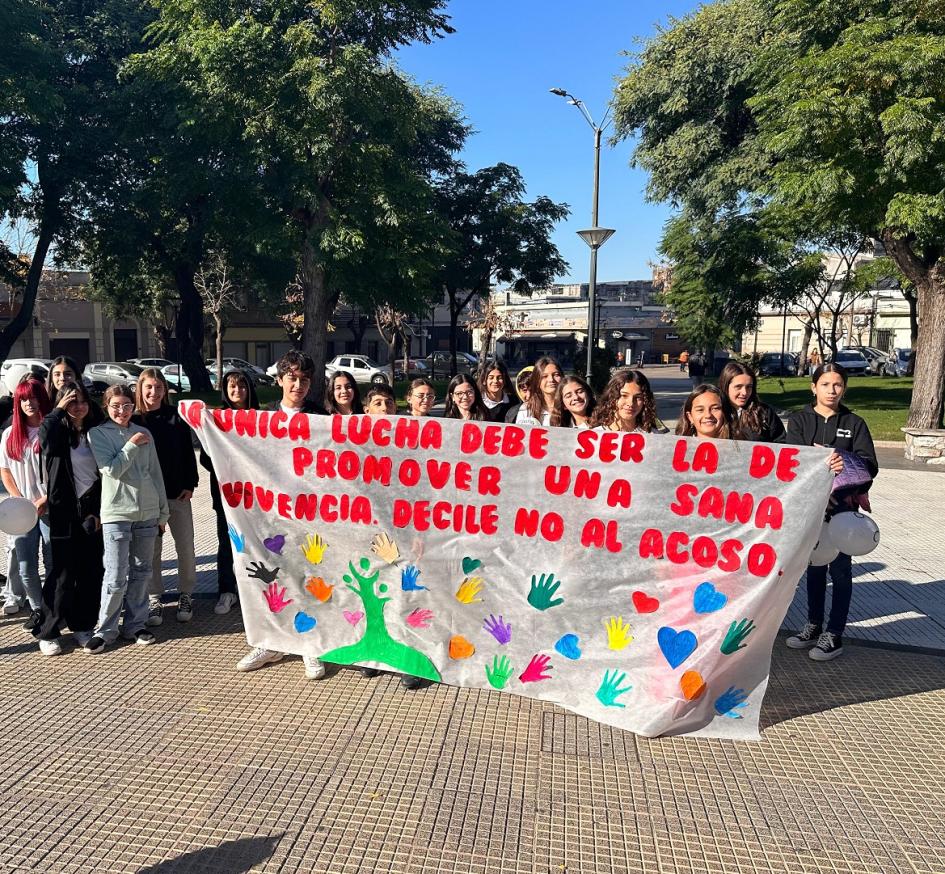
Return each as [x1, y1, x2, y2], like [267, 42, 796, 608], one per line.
[128, 357, 174, 369]
[161, 364, 191, 393]
[325, 355, 389, 384]
[206, 358, 272, 385]
[0, 358, 52, 396]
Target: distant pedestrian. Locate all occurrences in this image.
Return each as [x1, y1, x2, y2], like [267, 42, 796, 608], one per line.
[637, 350, 645, 367]
[687, 351, 705, 389]
[807, 348, 822, 375]
[718, 361, 785, 443]
[678, 350, 689, 372]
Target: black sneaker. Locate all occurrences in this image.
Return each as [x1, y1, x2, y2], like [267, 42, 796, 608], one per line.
[85, 636, 106, 654]
[401, 675, 424, 691]
[359, 667, 381, 678]
[23, 609, 42, 632]
[809, 631, 843, 661]
[134, 629, 156, 646]
[786, 622, 822, 649]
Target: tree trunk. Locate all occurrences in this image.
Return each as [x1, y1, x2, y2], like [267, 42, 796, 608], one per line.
[215, 314, 224, 385]
[0, 214, 56, 362]
[448, 294, 459, 377]
[798, 321, 813, 375]
[154, 324, 172, 359]
[905, 289, 919, 375]
[174, 265, 214, 391]
[299, 234, 332, 391]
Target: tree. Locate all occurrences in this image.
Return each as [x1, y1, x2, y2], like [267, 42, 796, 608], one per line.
[374, 305, 411, 384]
[0, 0, 153, 362]
[614, 0, 945, 428]
[434, 164, 569, 375]
[195, 251, 243, 382]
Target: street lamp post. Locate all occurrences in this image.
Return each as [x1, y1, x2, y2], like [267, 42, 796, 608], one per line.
[551, 88, 616, 382]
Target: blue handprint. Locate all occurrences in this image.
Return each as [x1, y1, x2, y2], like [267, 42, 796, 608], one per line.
[714, 686, 749, 719]
[401, 564, 426, 591]
[596, 670, 633, 708]
[228, 524, 245, 554]
[482, 614, 512, 645]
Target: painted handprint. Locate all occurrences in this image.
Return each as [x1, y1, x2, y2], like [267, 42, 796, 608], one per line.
[485, 654, 514, 690]
[455, 577, 484, 604]
[527, 573, 564, 611]
[519, 653, 553, 683]
[482, 614, 512, 645]
[400, 564, 426, 591]
[263, 582, 293, 613]
[301, 533, 327, 565]
[596, 670, 633, 708]
[371, 532, 400, 564]
[605, 616, 633, 651]
[227, 524, 245, 554]
[714, 686, 749, 719]
[305, 576, 334, 602]
[406, 608, 434, 629]
[720, 619, 756, 655]
[246, 561, 279, 585]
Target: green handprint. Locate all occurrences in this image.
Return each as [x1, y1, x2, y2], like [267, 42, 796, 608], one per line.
[485, 654, 514, 690]
[527, 573, 564, 611]
[720, 618, 756, 655]
[596, 670, 632, 708]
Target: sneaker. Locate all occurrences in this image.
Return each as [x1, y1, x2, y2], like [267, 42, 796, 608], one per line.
[73, 630, 93, 647]
[401, 674, 424, 690]
[359, 667, 381, 678]
[134, 629, 156, 646]
[786, 622, 822, 649]
[809, 631, 843, 661]
[236, 647, 284, 672]
[38, 638, 63, 656]
[146, 598, 163, 627]
[176, 593, 194, 622]
[214, 592, 238, 615]
[2, 601, 21, 616]
[303, 655, 326, 680]
[84, 636, 106, 654]
[22, 609, 42, 632]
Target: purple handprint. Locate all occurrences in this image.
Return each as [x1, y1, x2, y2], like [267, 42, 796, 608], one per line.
[482, 614, 512, 645]
[263, 582, 293, 613]
[519, 653, 553, 683]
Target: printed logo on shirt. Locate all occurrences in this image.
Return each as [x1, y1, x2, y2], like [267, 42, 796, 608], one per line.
[836, 428, 852, 438]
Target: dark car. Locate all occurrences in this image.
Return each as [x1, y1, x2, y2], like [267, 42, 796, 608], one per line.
[424, 351, 476, 376]
[845, 346, 886, 375]
[83, 361, 147, 391]
[831, 350, 870, 376]
[757, 353, 797, 377]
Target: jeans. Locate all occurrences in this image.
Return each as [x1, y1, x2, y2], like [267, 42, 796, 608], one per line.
[11, 520, 52, 611]
[806, 551, 854, 635]
[2, 537, 25, 607]
[95, 519, 159, 642]
[148, 498, 197, 597]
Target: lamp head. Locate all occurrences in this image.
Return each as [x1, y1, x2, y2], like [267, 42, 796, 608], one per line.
[549, 87, 569, 97]
[577, 227, 616, 249]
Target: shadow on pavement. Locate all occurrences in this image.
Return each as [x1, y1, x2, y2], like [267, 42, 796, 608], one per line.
[137, 834, 284, 873]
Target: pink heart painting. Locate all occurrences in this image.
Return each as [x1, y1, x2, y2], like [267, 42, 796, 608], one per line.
[342, 610, 364, 626]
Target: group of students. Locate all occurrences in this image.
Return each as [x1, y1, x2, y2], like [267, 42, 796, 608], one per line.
[0, 350, 875, 671]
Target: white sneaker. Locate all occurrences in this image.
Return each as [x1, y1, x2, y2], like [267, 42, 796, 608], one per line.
[3, 602, 21, 616]
[146, 597, 164, 627]
[38, 638, 63, 656]
[73, 630, 93, 647]
[302, 655, 326, 680]
[236, 647, 284, 672]
[214, 593, 238, 615]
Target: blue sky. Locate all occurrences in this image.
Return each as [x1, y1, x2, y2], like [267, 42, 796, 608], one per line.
[397, 0, 698, 285]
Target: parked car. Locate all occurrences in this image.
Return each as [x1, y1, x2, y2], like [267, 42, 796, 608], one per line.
[127, 357, 174, 369]
[844, 346, 887, 375]
[884, 347, 912, 377]
[394, 358, 432, 381]
[831, 349, 870, 376]
[757, 352, 798, 377]
[83, 361, 147, 390]
[0, 358, 52, 396]
[324, 355, 389, 385]
[205, 358, 273, 385]
[424, 351, 477, 375]
[161, 364, 191, 393]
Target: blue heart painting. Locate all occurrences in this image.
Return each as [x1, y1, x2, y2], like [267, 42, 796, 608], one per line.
[658, 626, 698, 669]
[294, 611, 317, 633]
[693, 581, 727, 614]
[554, 633, 582, 660]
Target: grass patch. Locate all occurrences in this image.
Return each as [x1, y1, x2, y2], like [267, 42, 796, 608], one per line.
[757, 375, 913, 441]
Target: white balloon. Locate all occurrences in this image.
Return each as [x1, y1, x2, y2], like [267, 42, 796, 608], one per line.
[828, 511, 880, 556]
[0, 497, 38, 536]
[809, 522, 840, 566]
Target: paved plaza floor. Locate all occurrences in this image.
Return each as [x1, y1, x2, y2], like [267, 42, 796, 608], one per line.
[1, 393, 944, 872]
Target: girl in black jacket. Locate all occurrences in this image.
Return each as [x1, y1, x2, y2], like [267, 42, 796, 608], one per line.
[718, 361, 786, 442]
[784, 363, 877, 662]
[33, 381, 105, 652]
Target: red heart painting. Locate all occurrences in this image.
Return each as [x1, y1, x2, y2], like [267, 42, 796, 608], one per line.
[632, 591, 660, 613]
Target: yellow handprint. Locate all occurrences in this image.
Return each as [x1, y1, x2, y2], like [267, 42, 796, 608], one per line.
[301, 533, 327, 565]
[371, 532, 400, 564]
[605, 616, 633, 651]
[455, 577, 484, 604]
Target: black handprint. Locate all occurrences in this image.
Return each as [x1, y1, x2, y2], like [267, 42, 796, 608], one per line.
[246, 561, 279, 584]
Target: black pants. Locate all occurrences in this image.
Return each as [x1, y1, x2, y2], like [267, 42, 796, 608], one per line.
[806, 552, 854, 635]
[214, 504, 237, 595]
[35, 524, 104, 640]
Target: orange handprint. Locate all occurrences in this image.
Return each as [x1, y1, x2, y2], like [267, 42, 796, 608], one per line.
[305, 576, 334, 602]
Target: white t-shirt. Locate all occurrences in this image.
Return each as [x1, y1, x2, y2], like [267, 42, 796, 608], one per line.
[70, 435, 98, 498]
[514, 406, 551, 427]
[483, 393, 509, 410]
[0, 425, 45, 501]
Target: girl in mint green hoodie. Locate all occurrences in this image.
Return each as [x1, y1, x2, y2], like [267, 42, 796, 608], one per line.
[85, 385, 169, 653]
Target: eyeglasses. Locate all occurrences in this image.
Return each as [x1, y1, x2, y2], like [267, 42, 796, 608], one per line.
[452, 390, 475, 399]
[412, 393, 435, 401]
[108, 403, 134, 412]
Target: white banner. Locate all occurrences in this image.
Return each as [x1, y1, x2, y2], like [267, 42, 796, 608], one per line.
[181, 401, 832, 739]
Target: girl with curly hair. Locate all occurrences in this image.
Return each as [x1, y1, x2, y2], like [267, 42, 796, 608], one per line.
[590, 370, 659, 433]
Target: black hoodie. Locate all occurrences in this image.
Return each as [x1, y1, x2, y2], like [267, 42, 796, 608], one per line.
[133, 405, 200, 499]
[785, 403, 879, 478]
